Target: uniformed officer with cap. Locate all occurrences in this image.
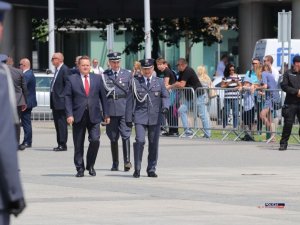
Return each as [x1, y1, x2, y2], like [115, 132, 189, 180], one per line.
[279, 55, 300, 151]
[0, 1, 26, 224]
[102, 52, 133, 171]
[125, 58, 170, 178]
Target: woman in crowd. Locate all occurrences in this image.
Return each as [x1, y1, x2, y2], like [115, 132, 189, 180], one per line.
[258, 64, 281, 142]
[221, 63, 241, 129]
[196, 66, 212, 138]
[131, 61, 142, 77]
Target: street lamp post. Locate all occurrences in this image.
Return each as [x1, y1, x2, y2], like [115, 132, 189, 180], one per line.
[48, 0, 55, 72]
[144, 0, 151, 59]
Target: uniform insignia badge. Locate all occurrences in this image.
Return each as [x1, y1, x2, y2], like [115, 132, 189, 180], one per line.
[155, 92, 159, 96]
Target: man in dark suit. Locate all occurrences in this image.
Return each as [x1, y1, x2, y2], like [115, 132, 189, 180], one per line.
[70, 55, 81, 75]
[65, 56, 110, 177]
[102, 52, 132, 172]
[0, 54, 28, 150]
[19, 58, 37, 148]
[126, 59, 170, 178]
[0, 2, 26, 224]
[50, 52, 71, 151]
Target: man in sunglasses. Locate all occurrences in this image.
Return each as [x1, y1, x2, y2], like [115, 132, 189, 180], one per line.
[50, 52, 71, 151]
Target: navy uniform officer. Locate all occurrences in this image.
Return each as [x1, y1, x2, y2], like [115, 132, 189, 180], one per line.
[102, 52, 132, 171]
[279, 55, 300, 151]
[125, 59, 170, 178]
[0, 1, 26, 224]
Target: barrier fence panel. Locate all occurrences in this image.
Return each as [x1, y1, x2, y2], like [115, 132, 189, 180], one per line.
[32, 85, 299, 145]
[32, 91, 52, 121]
[161, 86, 299, 145]
[161, 87, 196, 138]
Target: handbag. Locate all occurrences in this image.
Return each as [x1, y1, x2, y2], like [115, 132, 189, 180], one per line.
[208, 81, 217, 98]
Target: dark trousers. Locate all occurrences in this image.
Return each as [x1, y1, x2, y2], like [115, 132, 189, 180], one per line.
[0, 211, 10, 225]
[15, 106, 22, 144]
[134, 123, 160, 172]
[73, 110, 100, 172]
[255, 96, 263, 132]
[280, 104, 300, 145]
[52, 109, 68, 146]
[21, 108, 32, 145]
[106, 115, 131, 142]
[167, 105, 178, 134]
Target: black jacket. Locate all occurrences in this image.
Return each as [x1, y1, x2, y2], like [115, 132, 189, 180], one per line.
[281, 69, 300, 104]
[50, 64, 71, 110]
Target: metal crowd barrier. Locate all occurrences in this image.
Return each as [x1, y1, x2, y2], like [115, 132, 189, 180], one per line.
[31, 90, 53, 121]
[162, 87, 300, 144]
[32, 86, 299, 144]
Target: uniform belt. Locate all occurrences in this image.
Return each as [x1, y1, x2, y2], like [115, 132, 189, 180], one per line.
[108, 94, 127, 100]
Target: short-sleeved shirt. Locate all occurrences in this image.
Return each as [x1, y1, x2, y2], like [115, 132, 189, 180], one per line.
[262, 71, 280, 103]
[163, 67, 176, 85]
[178, 66, 202, 90]
[244, 70, 259, 84]
[216, 61, 225, 77]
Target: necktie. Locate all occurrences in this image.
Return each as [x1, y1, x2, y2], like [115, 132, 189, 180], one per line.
[50, 68, 58, 92]
[84, 75, 90, 96]
[114, 71, 117, 79]
[147, 78, 150, 88]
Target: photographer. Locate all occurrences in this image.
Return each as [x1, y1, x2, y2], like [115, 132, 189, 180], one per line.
[279, 56, 300, 151]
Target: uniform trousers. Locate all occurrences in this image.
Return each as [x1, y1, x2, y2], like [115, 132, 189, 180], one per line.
[134, 123, 160, 172]
[280, 104, 300, 145]
[0, 211, 9, 225]
[106, 116, 131, 142]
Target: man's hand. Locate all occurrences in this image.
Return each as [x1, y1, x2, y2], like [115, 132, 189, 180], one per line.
[297, 89, 300, 97]
[162, 108, 169, 115]
[67, 116, 74, 125]
[126, 122, 133, 128]
[104, 117, 110, 125]
[21, 105, 27, 111]
[8, 198, 26, 217]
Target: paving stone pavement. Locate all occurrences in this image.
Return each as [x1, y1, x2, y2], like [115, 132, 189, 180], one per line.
[12, 122, 300, 225]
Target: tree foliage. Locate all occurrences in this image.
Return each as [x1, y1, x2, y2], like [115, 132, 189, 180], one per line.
[32, 16, 238, 60]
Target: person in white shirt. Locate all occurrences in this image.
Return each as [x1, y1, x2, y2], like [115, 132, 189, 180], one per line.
[263, 55, 280, 83]
[215, 54, 228, 77]
[91, 58, 104, 75]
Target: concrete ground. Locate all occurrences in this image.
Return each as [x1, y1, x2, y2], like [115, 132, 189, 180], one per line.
[12, 122, 300, 225]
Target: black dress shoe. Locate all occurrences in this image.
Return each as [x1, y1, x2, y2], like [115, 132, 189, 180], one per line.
[147, 171, 158, 178]
[75, 170, 84, 177]
[53, 145, 67, 151]
[22, 143, 32, 148]
[279, 144, 287, 151]
[89, 168, 96, 176]
[18, 144, 25, 151]
[124, 162, 132, 172]
[111, 163, 119, 171]
[133, 170, 140, 178]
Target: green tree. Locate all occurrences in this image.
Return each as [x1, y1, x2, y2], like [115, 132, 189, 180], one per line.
[32, 17, 237, 61]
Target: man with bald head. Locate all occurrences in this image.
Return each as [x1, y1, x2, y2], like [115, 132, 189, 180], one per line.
[19, 58, 37, 148]
[50, 52, 71, 151]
